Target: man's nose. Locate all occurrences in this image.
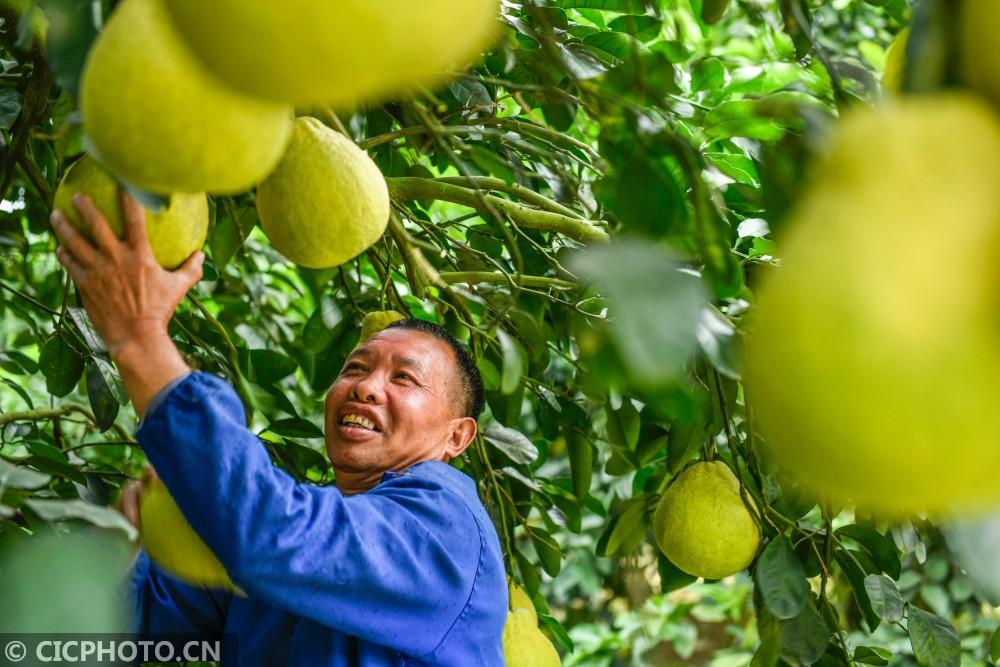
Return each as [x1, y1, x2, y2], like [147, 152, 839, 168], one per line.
[350, 374, 384, 403]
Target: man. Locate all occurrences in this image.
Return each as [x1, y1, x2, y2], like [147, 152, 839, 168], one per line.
[49, 190, 508, 665]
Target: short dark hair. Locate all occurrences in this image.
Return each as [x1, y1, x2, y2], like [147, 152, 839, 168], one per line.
[382, 318, 485, 421]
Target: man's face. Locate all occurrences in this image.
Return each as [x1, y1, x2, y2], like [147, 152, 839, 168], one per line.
[324, 328, 475, 476]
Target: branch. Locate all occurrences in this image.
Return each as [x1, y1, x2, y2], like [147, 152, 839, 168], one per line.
[0, 403, 134, 442]
[0, 50, 52, 203]
[436, 175, 585, 220]
[387, 177, 609, 242]
[19, 151, 52, 210]
[439, 271, 577, 291]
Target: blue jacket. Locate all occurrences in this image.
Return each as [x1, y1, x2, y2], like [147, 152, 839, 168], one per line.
[128, 371, 507, 665]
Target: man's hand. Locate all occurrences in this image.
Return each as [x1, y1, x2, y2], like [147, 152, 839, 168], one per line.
[118, 466, 160, 530]
[50, 189, 200, 418]
[49, 190, 204, 358]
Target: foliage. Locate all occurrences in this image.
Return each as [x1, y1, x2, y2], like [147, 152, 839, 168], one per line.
[0, 0, 997, 665]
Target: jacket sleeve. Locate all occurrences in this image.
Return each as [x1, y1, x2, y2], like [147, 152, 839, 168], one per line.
[126, 547, 231, 638]
[134, 371, 483, 657]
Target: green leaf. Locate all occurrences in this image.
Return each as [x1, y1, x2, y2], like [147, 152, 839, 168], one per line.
[864, 574, 904, 623]
[667, 420, 702, 475]
[484, 422, 538, 465]
[566, 429, 593, 498]
[569, 241, 707, 388]
[755, 537, 809, 619]
[607, 15, 661, 41]
[497, 329, 526, 395]
[853, 646, 891, 666]
[703, 100, 785, 141]
[657, 552, 697, 593]
[907, 606, 959, 667]
[266, 418, 324, 440]
[23, 498, 137, 541]
[990, 626, 1000, 663]
[582, 31, 645, 63]
[67, 308, 107, 354]
[552, 0, 645, 14]
[601, 493, 651, 557]
[778, 597, 829, 666]
[85, 357, 122, 431]
[250, 349, 298, 386]
[605, 399, 639, 451]
[696, 306, 742, 380]
[530, 528, 562, 577]
[39, 333, 84, 398]
[303, 298, 343, 354]
[837, 524, 901, 579]
[0, 458, 51, 489]
[834, 550, 881, 632]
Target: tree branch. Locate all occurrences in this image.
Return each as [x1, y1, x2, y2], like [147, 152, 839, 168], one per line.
[438, 271, 577, 291]
[387, 177, 609, 242]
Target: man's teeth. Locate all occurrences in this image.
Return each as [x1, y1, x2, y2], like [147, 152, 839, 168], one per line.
[342, 414, 377, 430]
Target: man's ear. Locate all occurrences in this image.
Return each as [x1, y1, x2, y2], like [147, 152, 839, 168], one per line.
[444, 417, 478, 461]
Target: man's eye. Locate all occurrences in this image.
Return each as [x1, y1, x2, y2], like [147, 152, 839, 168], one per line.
[395, 372, 413, 381]
[343, 363, 364, 372]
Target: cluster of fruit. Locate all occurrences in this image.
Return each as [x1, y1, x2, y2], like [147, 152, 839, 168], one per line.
[746, 0, 1000, 518]
[55, 0, 498, 269]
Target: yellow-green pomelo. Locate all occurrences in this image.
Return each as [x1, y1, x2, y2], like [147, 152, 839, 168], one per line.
[961, 0, 1000, 106]
[54, 155, 207, 270]
[509, 581, 536, 622]
[139, 478, 235, 591]
[163, 0, 501, 107]
[80, 0, 292, 194]
[883, 28, 908, 93]
[359, 311, 406, 344]
[503, 608, 561, 667]
[652, 462, 759, 579]
[745, 95, 1000, 516]
[256, 117, 390, 269]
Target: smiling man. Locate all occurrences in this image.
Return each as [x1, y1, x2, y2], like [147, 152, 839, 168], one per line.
[49, 190, 507, 666]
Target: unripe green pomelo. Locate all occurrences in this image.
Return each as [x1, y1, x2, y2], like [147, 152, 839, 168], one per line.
[961, 0, 1000, 107]
[652, 462, 759, 580]
[80, 0, 292, 194]
[163, 0, 501, 107]
[54, 155, 207, 270]
[359, 311, 406, 344]
[503, 608, 561, 667]
[139, 477, 236, 591]
[745, 95, 1000, 516]
[256, 118, 390, 269]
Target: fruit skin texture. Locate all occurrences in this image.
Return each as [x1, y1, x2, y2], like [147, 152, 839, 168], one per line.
[359, 311, 406, 344]
[54, 155, 208, 270]
[139, 477, 236, 591]
[745, 95, 1000, 516]
[256, 117, 390, 269]
[652, 461, 759, 580]
[164, 0, 501, 107]
[80, 0, 292, 194]
[961, 0, 1000, 107]
[502, 608, 561, 667]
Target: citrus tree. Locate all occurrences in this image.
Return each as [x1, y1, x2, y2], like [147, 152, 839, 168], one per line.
[0, 0, 997, 665]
